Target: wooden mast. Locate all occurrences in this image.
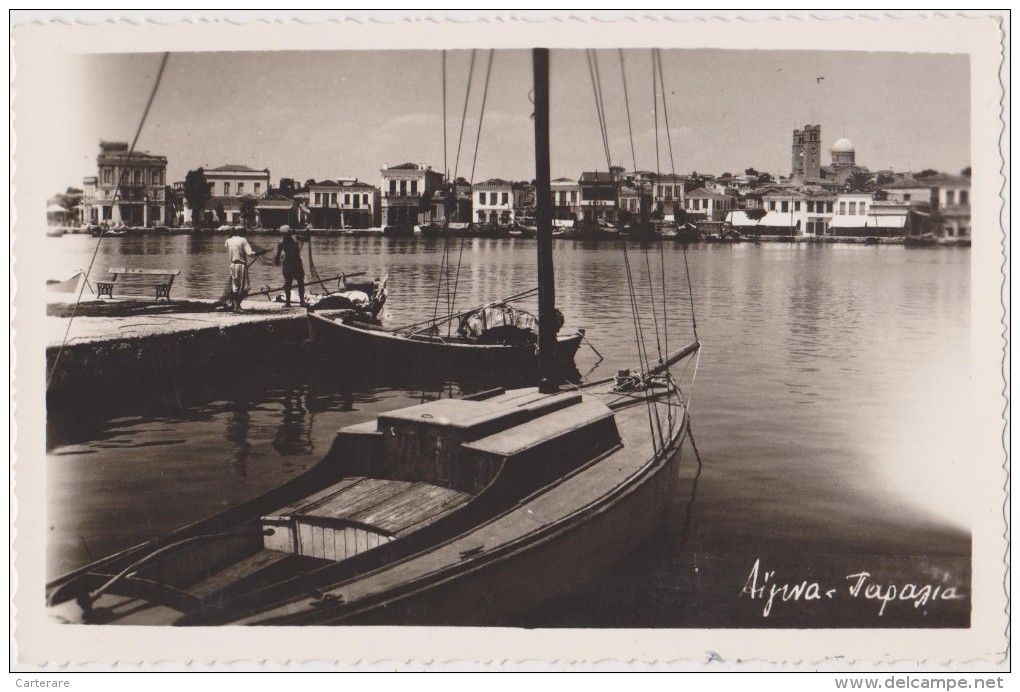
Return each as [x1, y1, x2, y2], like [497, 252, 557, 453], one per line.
[533, 48, 557, 394]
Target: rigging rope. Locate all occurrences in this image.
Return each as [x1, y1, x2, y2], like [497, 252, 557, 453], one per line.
[451, 49, 477, 186]
[47, 52, 170, 390]
[617, 49, 638, 174]
[585, 50, 613, 171]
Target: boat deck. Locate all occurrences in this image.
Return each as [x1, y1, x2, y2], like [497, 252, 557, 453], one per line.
[237, 387, 686, 625]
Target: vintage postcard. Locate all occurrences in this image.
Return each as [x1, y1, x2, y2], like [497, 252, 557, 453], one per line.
[10, 11, 1009, 670]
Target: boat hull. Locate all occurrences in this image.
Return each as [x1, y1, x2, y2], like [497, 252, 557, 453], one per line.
[340, 426, 685, 625]
[307, 311, 584, 376]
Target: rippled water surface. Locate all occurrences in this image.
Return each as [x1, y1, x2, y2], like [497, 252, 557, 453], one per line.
[46, 234, 972, 626]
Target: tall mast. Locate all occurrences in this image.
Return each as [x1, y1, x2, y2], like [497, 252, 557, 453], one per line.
[533, 48, 556, 393]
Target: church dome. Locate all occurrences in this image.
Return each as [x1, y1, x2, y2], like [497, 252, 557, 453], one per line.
[831, 137, 855, 153]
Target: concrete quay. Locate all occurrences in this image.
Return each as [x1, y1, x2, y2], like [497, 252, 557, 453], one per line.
[45, 296, 313, 403]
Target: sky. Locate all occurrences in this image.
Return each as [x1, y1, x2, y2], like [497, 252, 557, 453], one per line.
[54, 48, 970, 193]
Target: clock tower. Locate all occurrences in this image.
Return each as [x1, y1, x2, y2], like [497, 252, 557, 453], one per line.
[791, 124, 822, 181]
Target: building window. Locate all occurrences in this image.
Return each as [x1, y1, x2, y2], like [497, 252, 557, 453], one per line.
[399, 180, 407, 196]
[330, 193, 337, 206]
[501, 192, 509, 205]
[570, 191, 577, 203]
[827, 202, 834, 213]
[254, 182, 261, 195]
[314, 193, 322, 206]
[807, 201, 814, 213]
[102, 168, 113, 185]
[478, 192, 485, 205]
[344, 194, 351, 206]
[945, 190, 955, 205]
[769, 201, 776, 211]
[133, 169, 142, 185]
[489, 192, 497, 205]
[903, 194, 911, 201]
[411, 179, 418, 196]
[363, 194, 370, 206]
[390, 180, 397, 195]
[960, 190, 968, 205]
[839, 201, 846, 214]
[794, 201, 801, 211]
[224, 182, 231, 196]
[152, 169, 161, 185]
[353, 195, 360, 209]
[238, 182, 245, 195]
[781, 201, 789, 213]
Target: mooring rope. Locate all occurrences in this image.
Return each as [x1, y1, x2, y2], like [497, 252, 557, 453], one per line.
[47, 52, 170, 390]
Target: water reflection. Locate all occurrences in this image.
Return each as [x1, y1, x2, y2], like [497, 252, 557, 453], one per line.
[224, 401, 252, 477]
[47, 237, 972, 624]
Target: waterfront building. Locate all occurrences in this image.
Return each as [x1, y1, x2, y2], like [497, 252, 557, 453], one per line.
[653, 173, 686, 220]
[82, 140, 168, 227]
[930, 174, 970, 239]
[308, 179, 380, 229]
[684, 188, 736, 223]
[802, 191, 836, 236]
[791, 124, 823, 181]
[617, 182, 653, 223]
[578, 170, 621, 221]
[202, 164, 272, 225]
[828, 192, 875, 237]
[380, 162, 444, 228]
[473, 179, 525, 224]
[550, 177, 580, 220]
[760, 190, 806, 236]
[881, 176, 934, 208]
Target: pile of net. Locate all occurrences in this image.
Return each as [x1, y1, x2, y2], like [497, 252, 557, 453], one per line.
[456, 304, 563, 346]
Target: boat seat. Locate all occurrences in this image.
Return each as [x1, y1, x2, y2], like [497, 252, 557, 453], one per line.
[262, 478, 470, 561]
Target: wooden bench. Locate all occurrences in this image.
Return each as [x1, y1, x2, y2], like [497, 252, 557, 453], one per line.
[97, 267, 181, 301]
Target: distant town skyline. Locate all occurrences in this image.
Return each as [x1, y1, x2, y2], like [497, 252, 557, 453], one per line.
[56, 48, 970, 194]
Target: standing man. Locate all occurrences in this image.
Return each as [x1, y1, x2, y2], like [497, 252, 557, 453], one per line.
[224, 228, 258, 313]
[274, 225, 306, 307]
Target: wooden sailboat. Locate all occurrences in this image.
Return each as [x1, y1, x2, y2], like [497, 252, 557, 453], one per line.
[46, 48, 700, 626]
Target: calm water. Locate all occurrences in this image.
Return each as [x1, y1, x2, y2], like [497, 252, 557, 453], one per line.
[45, 234, 972, 626]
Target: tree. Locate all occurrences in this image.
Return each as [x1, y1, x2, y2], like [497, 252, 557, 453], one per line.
[745, 167, 759, 177]
[278, 178, 297, 198]
[961, 166, 971, 178]
[745, 208, 768, 221]
[844, 170, 875, 193]
[915, 168, 939, 179]
[304, 179, 317, 190]
[757, 172, 774, 183]
[184, 168, 211, 229]
[239, 195, 258, 229]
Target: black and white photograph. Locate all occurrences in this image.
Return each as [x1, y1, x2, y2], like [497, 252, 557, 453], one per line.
[11, 11, 1008, 671]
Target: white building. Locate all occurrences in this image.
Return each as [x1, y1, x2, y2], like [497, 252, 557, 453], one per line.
[201, 164, 271, 225]
[685, 188, 735, 222]
[473, 179, 525, 224]
[380, 162, 445, 228]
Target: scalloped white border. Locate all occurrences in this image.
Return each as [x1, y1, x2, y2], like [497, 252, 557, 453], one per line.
[9, 10, 1009, 672]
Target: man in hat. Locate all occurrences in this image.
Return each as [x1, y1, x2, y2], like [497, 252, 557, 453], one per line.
[274, 225, 306, 307]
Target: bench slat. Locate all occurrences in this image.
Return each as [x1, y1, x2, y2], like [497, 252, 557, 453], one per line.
[108, 268, 180, 276]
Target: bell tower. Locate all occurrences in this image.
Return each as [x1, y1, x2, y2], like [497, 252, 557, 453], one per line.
[791, 124, 822, 181]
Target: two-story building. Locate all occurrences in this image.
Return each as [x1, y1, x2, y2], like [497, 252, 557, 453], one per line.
[578, 171, 619, 222]
[550, 177, 581, 220]
[617, 182, 653, 223]
[473, 179, 525, 224]
[308, 179, 380, 229]
[202, 164, 271, 225]
[82, 140, 168, 227]
[653, 173, 686, 221]
[685, 188, 736, 223]
[930, 174, 971, 239]
[380, 162, 445, 228]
